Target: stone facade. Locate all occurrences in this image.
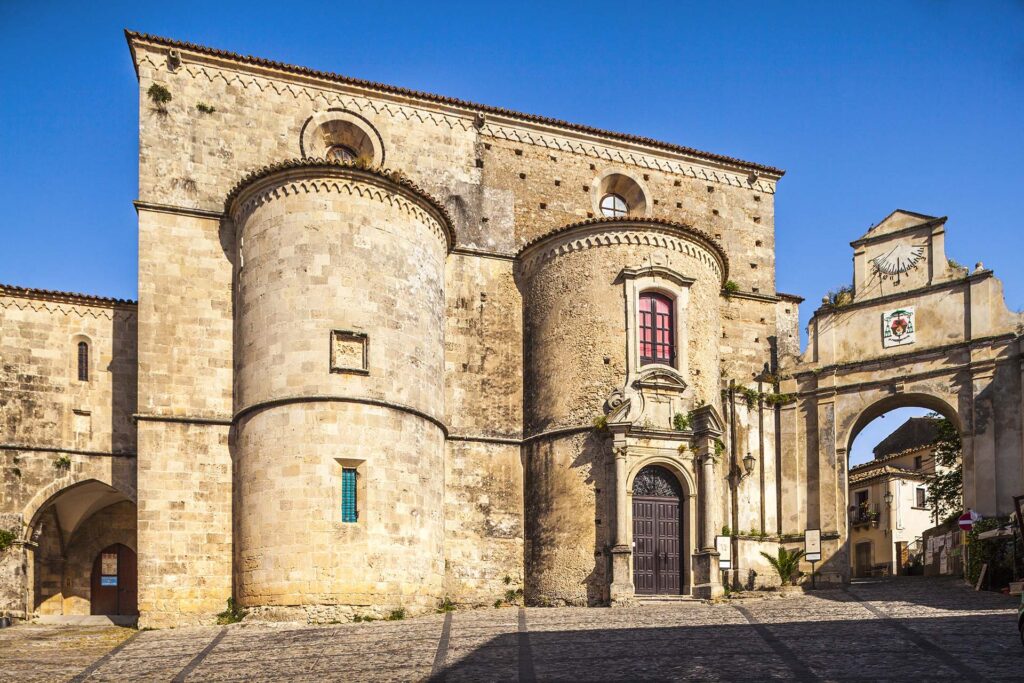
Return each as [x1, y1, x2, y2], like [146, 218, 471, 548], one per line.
[777, 210, 1024, 584]
[2, 33, 1021, 627]
[0, 285, 137, 620]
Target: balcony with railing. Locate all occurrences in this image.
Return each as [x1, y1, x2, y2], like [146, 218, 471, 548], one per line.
[850, 503, 880, 528]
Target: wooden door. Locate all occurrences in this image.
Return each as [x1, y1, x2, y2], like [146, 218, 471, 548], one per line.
[655, 499, 680, 593]
[633, 498, 657, 594]
[632, 465, 684, 595]
[854, 542, 872, 579]
[91, 544, 138, 615]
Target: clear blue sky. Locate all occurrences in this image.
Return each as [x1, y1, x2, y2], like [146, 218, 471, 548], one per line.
[1, 2, 1021, 452]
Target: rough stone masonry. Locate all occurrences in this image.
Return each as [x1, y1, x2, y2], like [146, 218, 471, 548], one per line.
[1, 31, 1020, 627]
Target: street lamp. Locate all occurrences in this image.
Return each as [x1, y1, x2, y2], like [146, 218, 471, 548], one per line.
[742, 452, 756, 478]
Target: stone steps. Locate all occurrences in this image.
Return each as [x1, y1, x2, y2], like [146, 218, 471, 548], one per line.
[635, 595, 702, 605]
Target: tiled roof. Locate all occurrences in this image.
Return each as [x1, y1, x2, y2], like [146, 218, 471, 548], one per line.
[125, 30, 785, 178]
[0, 284, 136, 307]
[849, 464, 927, 485]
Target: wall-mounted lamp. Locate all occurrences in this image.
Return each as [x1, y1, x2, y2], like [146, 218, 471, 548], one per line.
[883, 489, 894, 507]
[742, 452, 756, 478]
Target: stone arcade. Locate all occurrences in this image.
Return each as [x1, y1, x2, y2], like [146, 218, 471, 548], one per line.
[1, 32, 1022, 627]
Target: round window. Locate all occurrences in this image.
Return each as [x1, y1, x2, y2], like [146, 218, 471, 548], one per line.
[327, 145, 359, 163]
[600, 193, 628, 218]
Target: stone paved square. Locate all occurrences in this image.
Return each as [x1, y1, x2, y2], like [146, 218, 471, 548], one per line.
[1, 577, 1019, 682]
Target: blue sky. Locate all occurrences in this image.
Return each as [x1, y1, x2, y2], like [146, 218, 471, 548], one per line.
[1, 2, 1020, 455]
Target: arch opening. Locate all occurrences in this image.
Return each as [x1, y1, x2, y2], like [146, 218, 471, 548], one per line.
[845, 395, 961, 581]
[28, 480, 137, 619]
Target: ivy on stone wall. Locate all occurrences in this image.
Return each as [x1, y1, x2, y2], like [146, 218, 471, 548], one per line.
[0, 529, 16, 552]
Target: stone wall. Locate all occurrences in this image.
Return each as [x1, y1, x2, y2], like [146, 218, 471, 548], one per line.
[518, 222, 725, 604]
[0, 288, 137, 618]
[230, 163, 450, 619]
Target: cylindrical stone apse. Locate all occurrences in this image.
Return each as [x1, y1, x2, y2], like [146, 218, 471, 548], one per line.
[517, 217, 727, 605]
[226, 160, 453, 620]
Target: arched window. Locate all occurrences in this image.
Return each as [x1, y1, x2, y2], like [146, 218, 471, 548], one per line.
[77, 341, 89, 382]
[327, 144, 358, 163]
[639, 292, 674, 366]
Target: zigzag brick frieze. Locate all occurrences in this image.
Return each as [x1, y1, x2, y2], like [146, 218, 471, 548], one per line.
[519, 219, 727, 283]
[226, 160, 453, 249]
[135, 49, 777, 194]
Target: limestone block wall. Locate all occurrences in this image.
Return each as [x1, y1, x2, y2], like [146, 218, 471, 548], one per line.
[135, 204, 234, 628]
[442, 441, 524, 605]
[229, 162, 451, 618]
[0, 288, 137, 618]
[136, 421, 230, 626]
[522, 433, 612, 606]
[518, 220, 725, 604]
[0, 288, 137, 456]
[123, 33, 789, 621]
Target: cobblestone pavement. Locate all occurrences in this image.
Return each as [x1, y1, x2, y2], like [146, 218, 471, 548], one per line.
[2, 577, 1020, 682]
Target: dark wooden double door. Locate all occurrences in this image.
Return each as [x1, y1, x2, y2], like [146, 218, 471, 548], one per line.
[90, 543, 138, 615]
[633, 495, 682, 594]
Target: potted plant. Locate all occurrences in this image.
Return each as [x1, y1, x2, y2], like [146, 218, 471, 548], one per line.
[760, 547, 805, 594]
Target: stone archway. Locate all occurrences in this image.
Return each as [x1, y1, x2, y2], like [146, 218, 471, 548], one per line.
[24, 479, 137, 618]
[777, 209, 1023, 585]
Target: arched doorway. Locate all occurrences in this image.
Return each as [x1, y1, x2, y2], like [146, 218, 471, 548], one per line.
[90, 543, 137, 615]
[632, 465, 684, 594]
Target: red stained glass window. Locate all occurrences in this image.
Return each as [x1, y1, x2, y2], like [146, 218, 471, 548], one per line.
[639, 292, 674, 366]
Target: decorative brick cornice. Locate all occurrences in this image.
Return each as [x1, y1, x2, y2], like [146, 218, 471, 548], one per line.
[224, 158, 455, 251]
[0, 285, 137, 320]
[126, 31, 784, 187]
[517, 217, 728, 284]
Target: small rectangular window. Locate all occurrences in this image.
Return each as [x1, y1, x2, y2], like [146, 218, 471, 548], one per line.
[913, 455, 922, 470]
[341, 468, 358, 522]
[915, 487, 927, 508]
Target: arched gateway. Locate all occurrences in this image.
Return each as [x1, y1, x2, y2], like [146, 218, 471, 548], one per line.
[777, 210, 1024, 583]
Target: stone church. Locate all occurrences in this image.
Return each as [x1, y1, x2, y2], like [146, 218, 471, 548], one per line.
[1, 32, 1021, 627]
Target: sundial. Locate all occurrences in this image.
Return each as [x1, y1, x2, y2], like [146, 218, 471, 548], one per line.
[870, 244, 925, 284]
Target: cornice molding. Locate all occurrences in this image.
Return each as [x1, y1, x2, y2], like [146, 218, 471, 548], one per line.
[849, 217, 946, 248]
[0, 292, 137, 320]
[812, 270, 994, 318]
[225, 159, 455, 251]
[233, 394, 447, 435]
[0, 444, 136, 458]
[132, 33, 778, 191]
[134, 200, 224, 220]
[518, 217, 728, 284]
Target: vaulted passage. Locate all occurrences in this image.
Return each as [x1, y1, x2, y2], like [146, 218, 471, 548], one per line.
[632, 465, 684, 595]
[29, 480, 137, 618]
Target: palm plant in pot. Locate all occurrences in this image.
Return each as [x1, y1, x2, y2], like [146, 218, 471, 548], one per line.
[760, 547, 805, 592]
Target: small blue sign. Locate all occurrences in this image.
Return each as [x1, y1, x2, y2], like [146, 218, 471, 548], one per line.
[100, 576, 118, 587]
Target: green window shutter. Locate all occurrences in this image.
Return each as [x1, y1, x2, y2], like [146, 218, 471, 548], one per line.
[342, 468, 358, 522]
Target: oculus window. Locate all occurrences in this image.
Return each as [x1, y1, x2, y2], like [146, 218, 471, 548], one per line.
[600, 193, 628, 218]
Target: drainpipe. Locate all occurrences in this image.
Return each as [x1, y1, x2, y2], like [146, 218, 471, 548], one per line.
[729, 379, 739, 587]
